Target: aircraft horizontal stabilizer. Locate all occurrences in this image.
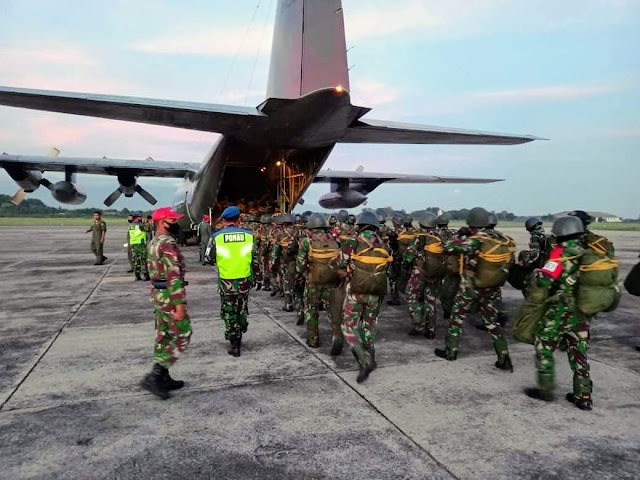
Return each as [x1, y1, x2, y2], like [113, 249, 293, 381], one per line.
[314, 170, 503, 184]
[339, 119, 544, 145]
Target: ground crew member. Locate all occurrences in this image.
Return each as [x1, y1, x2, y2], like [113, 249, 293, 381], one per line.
[525, 216, 594, 410]
[197, 214, 212, 265]
[404, 212, 444, 339]
[140, 206, 191, 400]
[205, 206, 257, 357]
[337, 210, 392, 383]
[296, 213, 342, 351]
[435, 207, 514, 372]
[86, 210, 107, 265]
[129, 212, 150, 281]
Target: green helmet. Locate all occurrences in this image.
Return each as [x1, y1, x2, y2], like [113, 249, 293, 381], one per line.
[378, 214, 386, 224]
[487, 212, 498, 228]
[294, 214, 302, 224]
[568, 210, 593, 228]
[328, 215, 337, 225]
[337, 210, 349, 222]
[403, 214, 413, 227]
[246, 214, 258, 223]
[552, 216, 584, 237]
[392, 214, 404, 227]
[525, 217, 541, 231]
[419, 212, 438, 229]
[306, 213, 327, 229]
[466, 207, 489, 228]
[274, 215, 284, 225]
[437, 212, 451, 226]
[281, 213, 295, 224]
[260, 214, 272, 224]
[356, 210, 379, 228]
[347, 214, 356, 225]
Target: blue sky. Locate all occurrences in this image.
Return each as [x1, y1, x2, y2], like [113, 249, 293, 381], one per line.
[0, 0, 639, 217]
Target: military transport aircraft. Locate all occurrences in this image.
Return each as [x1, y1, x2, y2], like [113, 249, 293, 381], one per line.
[0, 0, 540, 236]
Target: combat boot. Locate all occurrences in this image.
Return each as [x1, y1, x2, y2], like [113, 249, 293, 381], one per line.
[525, 373, 555, 402]
[160, 366, 184, 390]
[227, 338, 241, 357]
[306, 323, 320, 348]
[296, 312, 304, 326]
[387, 298, 401, 306]
[140, 364, 170, 400]
[407, 328, 424, 337]
[434, 335, 458, 361]
[493, 337, 513, 372]
[330, 338, 343, 356]
[143, 273, 150, 281]
[424, 329, 436, 340]
[270, 287, 279, 297]
[566, 377, 593, 411]
[255, 282, 262, 291]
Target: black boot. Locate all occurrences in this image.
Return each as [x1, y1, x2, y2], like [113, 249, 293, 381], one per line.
[495, 355, 514, 372]
[296, 313, 304, 326]
[255, 282, 262, 291]
[160, 366, 184, 390]
[567, 377, 593, 410]
[330, 340, 343, 356]
[140, 364, 171, 400]
[143, 273, 150, 281]
[497, 311, 509, 326]
[135, 273, 142, 281]
[424, 330, 436, 340]
[270, 287, 279, 297]
[443, 309, 451, 320]
[387, 298, 401, 306]
[227, 338, 241, 357]
[525, 388, 555, 402]
[435, 335, 458, 360]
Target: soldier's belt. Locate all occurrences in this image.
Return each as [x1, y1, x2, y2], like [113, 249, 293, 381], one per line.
[152, 279, 189, 289]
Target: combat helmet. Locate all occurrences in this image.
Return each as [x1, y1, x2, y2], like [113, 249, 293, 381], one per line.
[487, 212, 498, 228]
[466, 207, 490, 228]
[551, 216, 584, 238]
[306, 213, 327, 229]
[437, 212, 451, 226]
[337, 209, 349, 223]
[347, 214, 356, 225]
[328, 214, 337, 226]
[525, 217, 542, 232]
[568, 210, 593, 228]
[392, 213, 404, 227]
[418, 212, 438, 229]
[280, 213, 295, 224]
[260, 214, 272, 224]
[294, 214, 302, 224]
[356, 210, 379, 229]
[403, 214, 413, 227]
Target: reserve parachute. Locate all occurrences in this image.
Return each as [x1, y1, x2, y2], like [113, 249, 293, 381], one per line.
[576, 247, 620, 315]
[469, 233, 516, 288]
[307, 237, 341, 286]
[349, 237, 392, 296]
[418, 232, 445, 278]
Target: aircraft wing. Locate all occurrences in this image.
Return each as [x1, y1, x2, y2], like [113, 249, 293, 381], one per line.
[314, 170, 502, 185]
[0, 86, 267, 133]
[339, 119, 543, 145]
[0, 154, 199, 177]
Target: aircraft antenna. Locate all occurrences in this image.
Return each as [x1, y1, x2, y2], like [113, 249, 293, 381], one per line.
[245, 0, 274, 104]
[217, 0, 263, 103]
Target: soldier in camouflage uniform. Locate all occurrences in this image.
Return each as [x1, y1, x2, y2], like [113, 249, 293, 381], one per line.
[436, 212, 453, 241]
[140, 207, 191, 400]
[337, 210, 392, 383]
[484, 212, 510, 327]
[86, 211, 107, 265]
[525, 216, 594, 410]
[270, 213, 299, 312]
[434, 207, 514, 372]
[437, 212, 458, 319]
[258, 214, 274, 291]
[386, 213, 405, 305]
[296, 213, 342, 350]
[517, 217, 550, 297]
[205, 206, 258, 357]
[404, 212, 443, 339]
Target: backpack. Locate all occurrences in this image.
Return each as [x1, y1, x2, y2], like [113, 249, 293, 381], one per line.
[418, 233, 445, 279]
[396, 230, 418, 255]
[307, 235, 341, 286]
[512, 278, 552, 344]
[349, 236, 392, 296]
[576, 246, 620, 315]
[469, 232, 516, 289]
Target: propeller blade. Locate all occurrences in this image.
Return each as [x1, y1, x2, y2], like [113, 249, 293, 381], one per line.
[104, 187, 123, 207]
[10, 188, 26, 206]
[135, 185, 157, 205]
[40, 178, 53, 190]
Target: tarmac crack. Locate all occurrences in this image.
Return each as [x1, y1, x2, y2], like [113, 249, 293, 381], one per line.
[0, 253, 122, 412]
[250, 296, 461, 480]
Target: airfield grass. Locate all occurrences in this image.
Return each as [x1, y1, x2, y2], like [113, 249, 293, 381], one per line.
[1, 216, 640, 231]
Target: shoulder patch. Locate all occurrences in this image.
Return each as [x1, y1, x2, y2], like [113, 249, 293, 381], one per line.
[223, 232, 246, 243]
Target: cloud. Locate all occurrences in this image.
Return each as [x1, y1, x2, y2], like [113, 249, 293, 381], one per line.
[350, 79, 399, 107]
[0, 45, 98, 67]
[471, 83, 626, 103]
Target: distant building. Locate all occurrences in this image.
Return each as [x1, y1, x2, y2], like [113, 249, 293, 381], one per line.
[552, 211, 622, 223]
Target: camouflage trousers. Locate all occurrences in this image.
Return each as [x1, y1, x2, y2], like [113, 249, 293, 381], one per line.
[127, 243, 133, 269]
[342, 284, 382, 368]
[387, 257, 401, 301]
[279, 260, 296, 309]
[219, 278, 251, 341]
[534, 301, 591, 393]
[152, 300, 192, 369]
[447, 284, 509, 358]
[303, 284, 340, 347]
[132, 243, 148, 276]
[406, 268, 440, 335]
[261, 251, 272, 288]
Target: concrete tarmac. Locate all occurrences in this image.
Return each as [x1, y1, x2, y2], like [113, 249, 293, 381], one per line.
[0, 226, 639, 479]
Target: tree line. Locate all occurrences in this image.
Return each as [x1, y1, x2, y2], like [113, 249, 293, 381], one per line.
[0, 195, 140, 217]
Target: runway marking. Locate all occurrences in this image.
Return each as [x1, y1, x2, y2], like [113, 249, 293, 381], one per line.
[0, 252, 122, 412]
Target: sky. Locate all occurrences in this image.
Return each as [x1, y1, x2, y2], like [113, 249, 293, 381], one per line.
[0, 0, 639, 217]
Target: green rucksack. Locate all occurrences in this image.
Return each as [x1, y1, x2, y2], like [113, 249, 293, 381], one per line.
[349, 237, 392, 296]
[512, 280, 551, 345]
[576, 247, 620, 316]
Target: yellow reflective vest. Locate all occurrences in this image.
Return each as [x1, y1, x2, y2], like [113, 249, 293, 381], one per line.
[128, 224, 147, 246]
[214, 227, 254, 279]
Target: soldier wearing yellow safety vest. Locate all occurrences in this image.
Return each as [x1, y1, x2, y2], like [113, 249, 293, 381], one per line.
[205, 206, 258, 357]
[129, 211, 149, 281]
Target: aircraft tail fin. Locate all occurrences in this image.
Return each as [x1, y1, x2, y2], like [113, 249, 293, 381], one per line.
[266, 0, 350, 99]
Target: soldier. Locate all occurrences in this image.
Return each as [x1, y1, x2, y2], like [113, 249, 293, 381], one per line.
[404, 212, 444, 339]
[436, 212, 453, 241]
[524, 216, 594, 410]
[296, 213, 342, 349]
[197, 214, 212, 265]
[128, 212, 150, 281]
[85, 210, 107, 265]
[518, 217, 551, 297]
[434, 207, 514, 372]
[568, 210, 615, 257]
[140, 206, 191, 400]
[328, 214, 339, 241]
[258, 214, 273, 291]
[126, 214, 134, 272]
[438, 212, 459, 320]
[484, 212, 510, 327]
[270, 213, 298, 312]
[391, 214, 419, 303]
[145, 215, 154, 241]
[337, 210, 393, 383]
[205, 206, 257, 357]
[338, 212, 357, 244]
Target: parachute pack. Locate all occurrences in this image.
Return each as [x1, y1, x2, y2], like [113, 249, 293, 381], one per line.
[396, 230, 418, 254]
[512, 280, 550, 345]
[349, 237, 393, 296]
[576, 239, 620, 315]
[418, 233, 445, 278]
[307, 237, 341, 286]
[469, 233, 516, 289]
